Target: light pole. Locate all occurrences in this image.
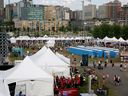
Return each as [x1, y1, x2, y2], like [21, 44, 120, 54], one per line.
[82, 0, 85, 38]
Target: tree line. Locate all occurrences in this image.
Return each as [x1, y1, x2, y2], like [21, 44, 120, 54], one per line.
[91, 23, 128, 40]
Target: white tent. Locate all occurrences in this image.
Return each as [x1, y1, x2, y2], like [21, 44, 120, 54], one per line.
[30, 37, 37, 41]
[56, 52, 70, 64]
[103, 36, 110, 42]
[30, 46, 47, 59]
[0, 81, 10, 96]
[0, 71, 10, 96]
[46, 40, 55, 47]
[103, 36, 118, 42]
[43, 35, 48, 38]
[16, 36, 30, 41]
[118, 37, 125, 42]
[4, 56, 53, 96]
[31, 48, 70, 77]
[111, 37, 118, 42]
[10, 37, 16, 43]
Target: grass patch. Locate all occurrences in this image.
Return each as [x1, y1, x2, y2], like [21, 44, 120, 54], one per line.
[78, 77, 89, 93]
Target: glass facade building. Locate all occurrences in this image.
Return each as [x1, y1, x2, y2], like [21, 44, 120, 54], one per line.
[21, 5, 44, 21]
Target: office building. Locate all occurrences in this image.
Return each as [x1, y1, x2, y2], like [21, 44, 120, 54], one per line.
[106, 0, 121, 22]
[0, 0, 4, 21]
[118, 4, 128, 25]
[84, 4, 97, 20]
[21, 5, 44, 21]
[98, 4, 108, 19]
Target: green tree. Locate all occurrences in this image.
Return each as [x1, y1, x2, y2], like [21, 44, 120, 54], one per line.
[59, 26, 66, 32]
[100, 24, 110, 38]
[92, 26, 100, 38]
[121, 25, 128, 40]
[92, 24, 125, 39]
[112, 24, 121, 39]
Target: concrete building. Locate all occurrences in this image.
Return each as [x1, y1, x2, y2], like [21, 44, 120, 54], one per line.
[63, 7, 70, 20]
[70, 10, 83, 29]
[84, 4, 97, 20]
[5, 4, 14, 22]
[12, 0, 32, 20]
[44, 5, 57, 31]
[0, 0, 4, 22]
[12, 3, 18, 19]
[44, 5, 69, 32]
[98, 4, 108, 19]
[12, 0, 44, 31]
[106, 0, 122, 22]
[118, 4, 128, 25]
[70, 10, 82, 21]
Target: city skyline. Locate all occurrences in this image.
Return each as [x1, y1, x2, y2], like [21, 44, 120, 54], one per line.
[4, 0, 128, 10]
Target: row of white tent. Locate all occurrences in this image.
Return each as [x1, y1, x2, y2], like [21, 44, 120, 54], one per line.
[100, 36, 128, 43]
[10, 36, 94, 43]
[0, 46, 70, 96]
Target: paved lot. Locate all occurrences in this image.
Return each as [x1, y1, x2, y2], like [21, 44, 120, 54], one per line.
[93, 64, 128, 96]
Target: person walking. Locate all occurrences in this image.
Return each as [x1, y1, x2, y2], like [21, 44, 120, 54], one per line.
[104, 61, 107, 67]
[120, 63, 123, 71]
[123, 63, 127, 71]
[117, 76, 121, 86]
[93, 60, 96, 68]
[112, 62, 114, 68]
[110, 59, 113, 65]
[113, 75, 118, 86]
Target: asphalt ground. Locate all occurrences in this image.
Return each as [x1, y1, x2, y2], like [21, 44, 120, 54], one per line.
[91, 63, 128, 96]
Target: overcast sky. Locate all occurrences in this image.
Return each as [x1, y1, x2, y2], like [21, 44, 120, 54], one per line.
[4, 0, 128, 10]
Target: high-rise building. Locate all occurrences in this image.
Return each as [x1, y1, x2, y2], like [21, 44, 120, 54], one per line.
[12, 0, 32, 20]
[70, 10, 82, 21]
[63, 7, 70, 20]
[44, 5, 57, 31]
[84, 4, 97, 20]
[0, 0, 4, 22]
[44, 5, 70, 32]
[118, 4, 128, 25]
[106, 0, 122, 22]
[98, 4, 108, 19]
[76, 10, 83, 20]
[20, 5, 44, 31]
[0, 32, 8, 64]
[5, 4, 13, 21]
[21, 5, 44, 21]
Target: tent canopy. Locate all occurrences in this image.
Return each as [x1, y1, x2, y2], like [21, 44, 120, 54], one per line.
[30, 48, 70, 77]
[111, 37, 118, 42]
[10, 37, 16, 43]
[5, 56, 53, 84]
[56, 52, 70, 64]
[31, 48, 69, 68]
[0, 81, 10, 96]
[118, 37, 125, 42]
[30, 46, 47, 60]
[46, 40, 55, 47]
